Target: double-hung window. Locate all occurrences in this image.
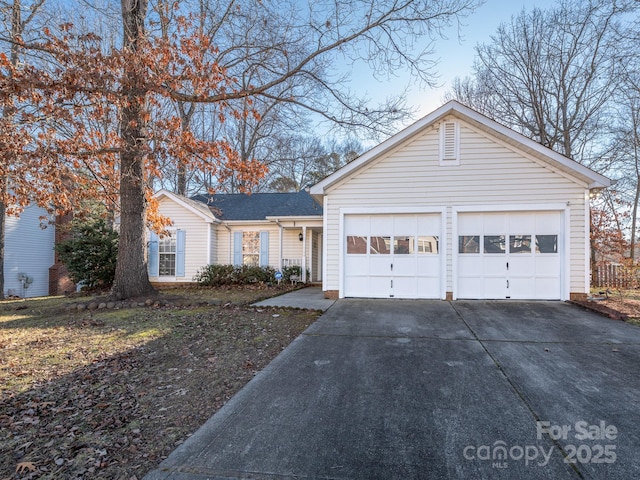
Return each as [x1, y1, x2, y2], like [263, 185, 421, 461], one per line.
[233, 231, 269, 267]
[148, 230, 186, 277]
[242, 231, 260, 266]
[159, 233, 177, 276]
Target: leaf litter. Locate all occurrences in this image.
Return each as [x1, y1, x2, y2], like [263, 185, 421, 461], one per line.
[0, 287, 319, 479]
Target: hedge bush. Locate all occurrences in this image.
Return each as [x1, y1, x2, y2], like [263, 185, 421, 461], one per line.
[55, 217, 118, 288]
[193, 264, 276, 286]
[281, 265, 308, 283]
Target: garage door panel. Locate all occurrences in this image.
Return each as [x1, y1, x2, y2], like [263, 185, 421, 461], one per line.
[370, 216, 393, 235]
[458, 214, 483, 234]
[345, 215, 369, 234]
[509, 215, 535, 232]
[417, 277, 441, 299]
[394, 256, 418, 276]
[369, 276, 391, 297]
[393, 215, 416, 232]
[510, 256, 534, 272]
[536, 278, 561, 299]
[483, 277, 506, 298]
[458, 255, 481, 271]
[344, 213, 442, 299]
[418, 215, 441, 232]
[370, 255, 391, 274]
[416, 256, 440, 276]
[483, 257, 506, 276]
[536, 256, 561, 275]
[456, 211, 562, 300]
[509, 277, 535, 299]
[344, 276, 370, 298]
[536, 212, 562, 232]
[483, 213, 508, 232]
[393, 277, 417, 298]
[345, 256, 369, 275]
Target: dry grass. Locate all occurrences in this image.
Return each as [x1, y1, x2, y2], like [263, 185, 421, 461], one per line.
[0, 285, 320, 479]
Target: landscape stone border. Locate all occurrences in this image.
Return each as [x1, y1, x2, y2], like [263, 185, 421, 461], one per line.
[65, 298, 224, 312]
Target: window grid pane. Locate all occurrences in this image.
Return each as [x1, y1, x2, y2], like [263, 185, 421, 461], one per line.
[158, 232, 176, 275]
[393, 236, 413, 255]
[418, 236, 439, 254]
[536, 235, 558, 253]
[243, 231, 260, 266]
[370, 236, 391, 254]
[459, 235, 480, 254]
[509, 235, 531, 254]
[484, 235, 506, 254]
[346, 236, 368, 254]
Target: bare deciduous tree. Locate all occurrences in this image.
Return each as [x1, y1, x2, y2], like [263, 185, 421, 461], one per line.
[0, 0, 47, 299]
[450, 0, 630, 164]
[2, 0, 481, 299]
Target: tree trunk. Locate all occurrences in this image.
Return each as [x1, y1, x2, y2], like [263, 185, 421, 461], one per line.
[176, 102, 194, 196]
[0, 0, 23, 299]
[112, 0, 155, 299]
[0, 198, 4, 300]
[630, 181, 640, 262]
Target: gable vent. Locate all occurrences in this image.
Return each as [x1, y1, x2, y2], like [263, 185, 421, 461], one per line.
[440, 121, 460, 165]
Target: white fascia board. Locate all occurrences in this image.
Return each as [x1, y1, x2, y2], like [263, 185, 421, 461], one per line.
[154, 189, 219, 224]
[447, 102, 611, 189]
[265, 215, 324, 228]
[310, 106, 450, 195]
[220, 220, 273, 226]
[309, 100, 610, 195]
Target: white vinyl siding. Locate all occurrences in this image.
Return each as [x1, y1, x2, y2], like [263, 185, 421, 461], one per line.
[216, 225, 317, 279]
[323, 117, 588, 298]
[4, 205, 55, 298]
[153, 197, 213, 282]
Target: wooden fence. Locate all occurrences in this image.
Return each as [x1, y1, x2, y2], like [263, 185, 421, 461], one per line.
[593, 264, 636, 288]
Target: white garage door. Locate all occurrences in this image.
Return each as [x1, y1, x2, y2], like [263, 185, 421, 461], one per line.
[457, 212, 562, 300]
[344, 214, 441, 299]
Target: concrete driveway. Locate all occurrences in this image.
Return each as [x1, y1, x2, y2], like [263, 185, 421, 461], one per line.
[144, 300, 640, 480]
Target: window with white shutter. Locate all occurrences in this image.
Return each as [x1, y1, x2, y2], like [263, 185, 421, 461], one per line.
[439, 121, 460, 165]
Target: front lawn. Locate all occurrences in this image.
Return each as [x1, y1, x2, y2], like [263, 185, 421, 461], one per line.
[0, 286, 320, 479]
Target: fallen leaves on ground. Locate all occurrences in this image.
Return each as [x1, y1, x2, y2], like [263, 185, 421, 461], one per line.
[0, 287, 319, 479]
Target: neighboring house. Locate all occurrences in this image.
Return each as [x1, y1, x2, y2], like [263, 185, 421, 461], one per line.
[4, 205, 55, 298]
[310, 100, 610, 301]
[149, 190, 324, 284]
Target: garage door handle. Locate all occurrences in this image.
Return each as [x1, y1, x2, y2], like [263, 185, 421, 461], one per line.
[507, 280, 509, 289]
[390, 263, 393, 271]
[506, 262, 509, 270]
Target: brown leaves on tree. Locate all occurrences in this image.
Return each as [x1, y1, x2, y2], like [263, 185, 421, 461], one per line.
[0, 18, 266, 224]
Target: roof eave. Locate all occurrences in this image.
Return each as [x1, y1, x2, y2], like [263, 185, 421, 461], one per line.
[154, 189, 220, 223]
[309, 100, 611, 195]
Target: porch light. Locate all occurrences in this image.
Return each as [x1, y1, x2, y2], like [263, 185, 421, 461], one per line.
[299, 232, 304, 241]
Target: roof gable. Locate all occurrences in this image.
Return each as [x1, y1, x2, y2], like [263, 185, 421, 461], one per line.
[190, 190, 322, 221]
[154, 190, 218, 223]
[310, 100, 610, 197]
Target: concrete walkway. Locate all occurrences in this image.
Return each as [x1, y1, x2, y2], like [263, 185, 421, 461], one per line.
[144, 300, 640, 479]
[252, 286, 336, 311]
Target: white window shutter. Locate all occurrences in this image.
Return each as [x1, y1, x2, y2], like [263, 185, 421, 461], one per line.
[176, 230, 186, 277]
[233, 231, 242, 265]
[440, 121, 460, 165]
[148, 232, 159, 277]
[260, 231, 269, 267]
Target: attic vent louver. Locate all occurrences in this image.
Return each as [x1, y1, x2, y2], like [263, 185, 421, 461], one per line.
[440, 121, 460, 165]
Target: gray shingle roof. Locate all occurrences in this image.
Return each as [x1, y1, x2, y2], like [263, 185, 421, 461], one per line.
[190, 190, 323, 221]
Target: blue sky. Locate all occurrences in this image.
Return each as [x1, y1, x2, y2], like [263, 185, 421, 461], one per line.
[344, 0, 560, 120]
